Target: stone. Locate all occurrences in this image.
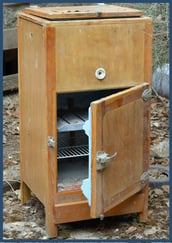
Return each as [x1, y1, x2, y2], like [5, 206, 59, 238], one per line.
[151, 139, 169, 158]
[152, 64, 169, 98]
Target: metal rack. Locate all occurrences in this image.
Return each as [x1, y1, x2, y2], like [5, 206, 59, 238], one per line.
[58, 144, 88, 159]
[57, 109, 88, 132]
[57, 104, 89, 159]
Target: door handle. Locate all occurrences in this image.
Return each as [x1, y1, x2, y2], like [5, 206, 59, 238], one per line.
[96, 151, 117, 171]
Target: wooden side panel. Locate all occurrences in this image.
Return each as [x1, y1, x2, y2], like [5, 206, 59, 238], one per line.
[55, 18, 146, 92]
[91, 83, 150, 217]
[144, 19, 152, 84]
[18, 18, 48, 205]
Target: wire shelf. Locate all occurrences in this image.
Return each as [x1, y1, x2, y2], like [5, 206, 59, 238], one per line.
[57, 109, 88, 132]
[58, 144, 88, 159]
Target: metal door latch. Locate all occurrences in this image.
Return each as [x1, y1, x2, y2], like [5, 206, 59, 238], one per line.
[96, 151, 117, 171]
[48, 136, 55, 148]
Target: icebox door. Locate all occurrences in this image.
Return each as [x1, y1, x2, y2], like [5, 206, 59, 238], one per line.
[90, 83, 150, 218]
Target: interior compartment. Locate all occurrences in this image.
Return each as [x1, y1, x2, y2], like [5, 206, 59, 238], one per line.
[57, 131, 88, 159]
[57, 88, 127, 192]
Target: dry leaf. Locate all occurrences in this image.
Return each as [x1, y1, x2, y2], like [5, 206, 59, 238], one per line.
[125, 226, 137, 234]
[154, 188, 163, 195]
[162, 185, 169, 193]
[15, 189, 21, 200]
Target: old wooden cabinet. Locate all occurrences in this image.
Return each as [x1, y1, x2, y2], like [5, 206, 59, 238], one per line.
[18, 4, 152, 238]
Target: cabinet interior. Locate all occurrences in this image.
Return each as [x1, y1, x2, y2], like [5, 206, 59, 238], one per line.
[56, 88, 127, 192]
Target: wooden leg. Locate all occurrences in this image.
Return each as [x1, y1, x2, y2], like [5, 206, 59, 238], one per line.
[138, 184, 149, 222]
[45, 207, 58, 238]
[20, 181, 31, 204]
[20, 181, 57, 237]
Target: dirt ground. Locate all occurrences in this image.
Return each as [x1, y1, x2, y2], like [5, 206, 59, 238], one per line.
[3, 92, 169, 240]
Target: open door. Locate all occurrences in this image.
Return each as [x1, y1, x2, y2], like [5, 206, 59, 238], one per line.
[90, 83, 150, 218]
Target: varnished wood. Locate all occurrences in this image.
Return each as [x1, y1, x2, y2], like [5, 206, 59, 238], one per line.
[55, 19, 147, 92]
[18, 18, 48, 205]
[45, 26, 58, 237]
[18, 17, 57, 237]
[138, 184, 149, 222]
[24, 5, 144, 20]
[53, 191, 148, 224]
[54, 200, 90, 224]
[18, 11, 151, 93]
[91, 83, 150, 217]
[105, 192, 146, 217]
[20, 181, 31, 204]
[18, 5, 152, 238]
[91, 102, 104, 218]
[144, 20, 153, 84]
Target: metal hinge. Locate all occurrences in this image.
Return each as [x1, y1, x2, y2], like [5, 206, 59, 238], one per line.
[48, 136, 55, 148]
[96, 151, 117, 171]
[142, 88, 152, 101]
[142, 87, 159, 102]
[140, 171, 149, 184]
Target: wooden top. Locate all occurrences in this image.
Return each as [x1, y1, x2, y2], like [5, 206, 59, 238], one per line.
[23, 4, 144, 20]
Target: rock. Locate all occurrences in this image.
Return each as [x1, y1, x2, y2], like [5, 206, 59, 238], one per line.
[152, 64, 169, 98]
[151, 139, 169, 158]
[3, 221, 48, 239]
[3, 134, 7, 144]
[144, 226, 158, 236]
[149, 164, 169, 188]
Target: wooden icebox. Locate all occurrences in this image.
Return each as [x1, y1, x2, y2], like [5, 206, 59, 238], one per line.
[18, 4, 152, 237]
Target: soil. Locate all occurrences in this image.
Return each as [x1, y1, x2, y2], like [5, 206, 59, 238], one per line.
[3, 92, 169, 240]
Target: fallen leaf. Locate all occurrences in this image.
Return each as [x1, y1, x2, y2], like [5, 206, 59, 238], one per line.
[162, 185, 169, 193]
[15, 189, 21, 200]
[154, 188, 163, 195]
[165, 200, 169, 208]
[125, 226, 137, 234]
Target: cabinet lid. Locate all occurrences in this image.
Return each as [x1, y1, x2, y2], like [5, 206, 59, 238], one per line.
[23, 4, 144, 20]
